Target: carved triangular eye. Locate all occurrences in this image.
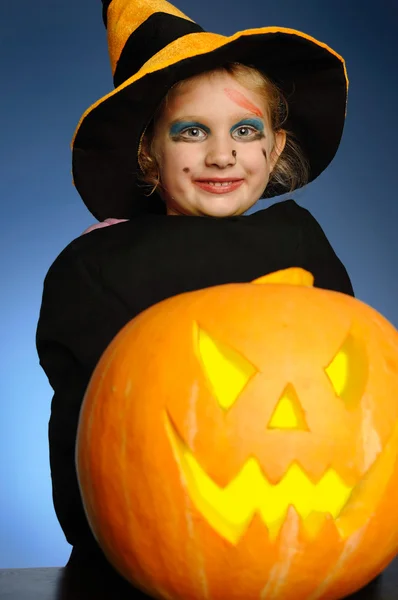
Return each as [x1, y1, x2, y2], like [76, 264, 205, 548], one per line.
[194, 322, 257, 410]
[324, 331, 368, 408]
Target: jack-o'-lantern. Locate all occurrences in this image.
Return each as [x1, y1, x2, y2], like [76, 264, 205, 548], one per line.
[76, 267, 398, 600]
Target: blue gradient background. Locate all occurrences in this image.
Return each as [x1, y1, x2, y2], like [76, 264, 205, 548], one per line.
[1, 0, 397, 568]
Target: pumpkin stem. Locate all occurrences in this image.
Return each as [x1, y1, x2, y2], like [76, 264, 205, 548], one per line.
[251, 267, 314, 287]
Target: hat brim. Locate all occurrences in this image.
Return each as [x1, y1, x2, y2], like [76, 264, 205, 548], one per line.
[72, 27, 348, 221]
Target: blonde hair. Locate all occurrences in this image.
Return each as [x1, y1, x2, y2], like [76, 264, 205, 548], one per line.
[137, 62, 309, 198]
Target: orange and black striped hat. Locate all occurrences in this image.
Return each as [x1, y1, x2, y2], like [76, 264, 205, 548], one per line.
[72, 0, 348, 221]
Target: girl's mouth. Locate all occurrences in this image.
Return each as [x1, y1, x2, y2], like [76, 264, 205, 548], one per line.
[194, 180, 244, 194]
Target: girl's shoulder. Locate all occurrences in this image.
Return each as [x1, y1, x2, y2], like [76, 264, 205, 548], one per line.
[44, 218, 135, 283]
[249, 198, 312, 221]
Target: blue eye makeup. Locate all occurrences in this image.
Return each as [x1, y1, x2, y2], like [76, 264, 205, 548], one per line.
[169, 121, 210, 137]
[169, 118, 265, 141]
[231, 118, 264, 133]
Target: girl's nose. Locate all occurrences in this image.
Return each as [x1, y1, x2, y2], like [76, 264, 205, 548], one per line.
[205, 138, 237, 169]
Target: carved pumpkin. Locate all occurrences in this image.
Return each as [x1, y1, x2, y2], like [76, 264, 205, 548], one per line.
[76, 268, 398, 600]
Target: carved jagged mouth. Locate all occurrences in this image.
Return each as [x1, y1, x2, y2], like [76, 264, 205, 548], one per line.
[164, 411, 398, 546]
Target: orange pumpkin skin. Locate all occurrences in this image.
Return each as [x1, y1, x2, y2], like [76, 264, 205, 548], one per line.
[76, 268, 398, 600]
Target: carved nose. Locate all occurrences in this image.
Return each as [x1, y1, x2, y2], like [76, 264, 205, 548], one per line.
[267, 384, 309, 431]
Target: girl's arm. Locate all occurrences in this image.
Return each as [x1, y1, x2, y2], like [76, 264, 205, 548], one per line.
[36, 241, 132, 550]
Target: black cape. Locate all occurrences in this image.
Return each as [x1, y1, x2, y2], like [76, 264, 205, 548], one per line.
[36, 199, 354, 552]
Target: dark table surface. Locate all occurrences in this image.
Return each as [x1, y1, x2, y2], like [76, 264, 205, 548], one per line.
[1, 555, 397, 600]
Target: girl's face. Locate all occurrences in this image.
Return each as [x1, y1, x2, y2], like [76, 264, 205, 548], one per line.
[152, 71, 286, 217]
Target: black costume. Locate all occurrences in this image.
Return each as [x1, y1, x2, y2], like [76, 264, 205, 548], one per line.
[36, 199, 354, 555]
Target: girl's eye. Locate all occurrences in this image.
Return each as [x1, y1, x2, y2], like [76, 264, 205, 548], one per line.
[233, 126, 257, 138]
[176, 124, 261, 141]
[180, 127, 206, 139]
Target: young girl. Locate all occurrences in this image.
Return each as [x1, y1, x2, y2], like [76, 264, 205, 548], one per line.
[36, 0, 354, 573]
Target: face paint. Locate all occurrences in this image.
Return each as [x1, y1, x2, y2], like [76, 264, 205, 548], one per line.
[231, 118, 265, 141]
[224, 88, 264, 118]
[169, 116, 265, 143]
[169, 121, 210, 140]
[232, 118, 264, 132]
[154, 71, 274, 217]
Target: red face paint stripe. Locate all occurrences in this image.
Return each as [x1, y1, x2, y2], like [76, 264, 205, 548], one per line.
[224, 88, 263, 118]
